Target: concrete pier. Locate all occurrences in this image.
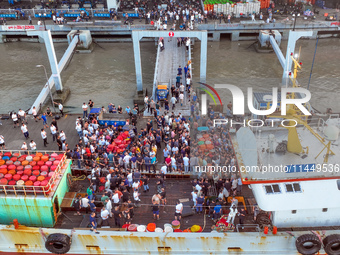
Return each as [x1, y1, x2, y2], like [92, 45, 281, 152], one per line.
[28, 33, 79, 114]
[0, 19, 339, 42]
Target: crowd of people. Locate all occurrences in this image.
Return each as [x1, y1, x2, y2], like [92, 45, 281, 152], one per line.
[0, 82, 245, 231]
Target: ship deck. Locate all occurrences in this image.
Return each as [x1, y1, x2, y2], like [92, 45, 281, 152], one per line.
[55, 177, 256, 232]
[232, 118, 340, 183]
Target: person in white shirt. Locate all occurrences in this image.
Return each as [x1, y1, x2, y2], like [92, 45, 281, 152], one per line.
[21, 123, 29, 139]
[29, 140, 36, 151]
[18, 109, 27, 124]
[195, 183, 202, 196]
[185, 37, 190, 51]
[81, 197, 90, 213]
[179, 93, 184, 106]
[41, 128, 48, 147]
[88, 125, 94, 134]
[82, 102, 88, 119]
[149, 149, 155, 158]
[227, 205, 238, 225]
[183, 154, 190, 173]
[105, 198, 113, 217]
[31, 106, 38, 122]
[170, 96, 177, 110]
[175, 201, 183, 220]
[127, 172, 133, 187]
[133, 190, 141, 204]
[171, 155, 177, 171]
[132, 180, 139, 191]
[191, 190, 198, 208]
[90, 144, 95, 154]
[160, 165, 167, 175]
[62, 141, 67, 151]
[123, 152, 131, 170]
[179, 84, 185, 93]
[112, 192, 120, 205]
[186, 77, 191, 90]
[60, 130, 66, 142]
[12, 112, 19, 128]
[83, 128, 89, 137]
[105, 179, 111, 192]
[0, 135, 5, 149]
[50, 124, 57, 142]
[54, 101, 64, 117]
[21, 142, 27, 151]
[75, 122, 82, 138]
[83, 135, 89, 145]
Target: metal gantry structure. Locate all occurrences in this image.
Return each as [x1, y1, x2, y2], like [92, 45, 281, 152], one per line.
[132, 30, 208, 92]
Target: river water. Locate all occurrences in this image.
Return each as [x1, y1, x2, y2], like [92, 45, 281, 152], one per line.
[0, 38, 339, 114]
[192, 38, 340, 113]
[0, 42, 157, 113]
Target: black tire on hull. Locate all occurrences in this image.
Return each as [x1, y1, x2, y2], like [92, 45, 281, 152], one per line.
[323, 234, 340, 255]
[295, 234, 322, 255]
[45, 233, 71, 254]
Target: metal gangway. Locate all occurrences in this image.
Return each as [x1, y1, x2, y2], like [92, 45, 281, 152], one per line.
[144, 38, 191, 117]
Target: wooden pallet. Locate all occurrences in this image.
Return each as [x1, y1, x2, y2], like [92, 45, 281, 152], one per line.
[60, 192, 87, 211]
[246, 197, 257, 214]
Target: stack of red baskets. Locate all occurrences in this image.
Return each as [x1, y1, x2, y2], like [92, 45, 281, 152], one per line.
[106, 131, 131, 154]
[0, 152, 65, 194]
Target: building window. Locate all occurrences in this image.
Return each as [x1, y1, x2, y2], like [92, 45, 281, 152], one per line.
[322, 208, 328, 212]
[292, 210, 297, 214]
[337, 180, 340, 190]
[264, 184, 281, 194]
[285, 183, 301, 193]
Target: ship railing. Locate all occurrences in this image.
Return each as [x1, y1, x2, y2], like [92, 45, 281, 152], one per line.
[0, 150, 67, 197]
[236, 224, 261, 232]
[152, 43, 161, 101]
[70, 161, 202, 177]
[317, 118, 326, 132]
[186, 38, 192, 104]
[316, 114, 340, 130]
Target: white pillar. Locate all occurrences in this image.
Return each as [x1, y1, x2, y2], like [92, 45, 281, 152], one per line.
[200, 31, 208, 83]
[132, 31, 143, 91]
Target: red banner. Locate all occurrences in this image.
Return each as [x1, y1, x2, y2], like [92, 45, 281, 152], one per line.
[4, 25, 35, 31]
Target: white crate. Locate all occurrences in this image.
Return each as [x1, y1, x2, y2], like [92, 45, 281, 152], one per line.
[222, 5, 227, 14]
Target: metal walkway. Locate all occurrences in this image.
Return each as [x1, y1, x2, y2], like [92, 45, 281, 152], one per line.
[145, 38, 191, 117]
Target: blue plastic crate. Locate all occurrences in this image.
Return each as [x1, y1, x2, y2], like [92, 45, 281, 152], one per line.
[0, 14, 16, 18]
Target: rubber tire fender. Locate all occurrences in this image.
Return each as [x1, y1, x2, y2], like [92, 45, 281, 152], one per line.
[323, 234, 340, 255]
[255, 213, 271, 225]
[295, 234, 322, 255]
[45, 233, 71, 254]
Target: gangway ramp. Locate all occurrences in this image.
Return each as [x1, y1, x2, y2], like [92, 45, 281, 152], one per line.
[145, 38, 191, 117]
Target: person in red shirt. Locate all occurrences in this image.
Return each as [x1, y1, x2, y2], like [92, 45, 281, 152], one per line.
[86, 146, 91, 158]
[165, 155, 172, 173]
